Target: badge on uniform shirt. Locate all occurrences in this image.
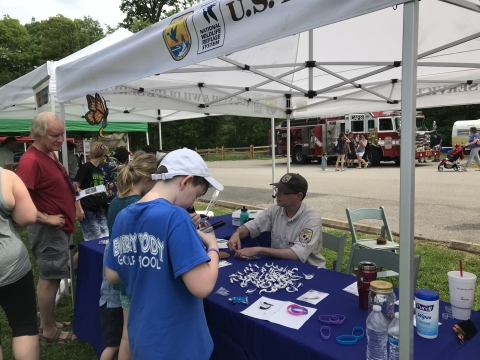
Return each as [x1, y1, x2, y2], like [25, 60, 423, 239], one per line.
[299, 228, 313, 244]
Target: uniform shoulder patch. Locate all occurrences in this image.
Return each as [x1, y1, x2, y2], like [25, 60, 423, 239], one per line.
[299, 228, 313, 244]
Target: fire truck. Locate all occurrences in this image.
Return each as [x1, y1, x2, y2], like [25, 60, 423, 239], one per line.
[271, 111, 440, 166]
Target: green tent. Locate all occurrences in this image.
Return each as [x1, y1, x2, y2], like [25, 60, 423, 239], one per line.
[0, 119, 147, 137]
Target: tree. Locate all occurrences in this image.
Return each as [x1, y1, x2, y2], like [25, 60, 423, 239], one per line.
[25, 15, 104, 64]
[119, 0, 198, 31]
[0, 16, 36, 86]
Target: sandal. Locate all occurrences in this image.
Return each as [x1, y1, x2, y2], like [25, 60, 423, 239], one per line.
[39, 321, 71, 334]
[39, 328, 76, 346]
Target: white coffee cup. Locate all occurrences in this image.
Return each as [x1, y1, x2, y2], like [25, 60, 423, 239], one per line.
[447, 271, 477, 320]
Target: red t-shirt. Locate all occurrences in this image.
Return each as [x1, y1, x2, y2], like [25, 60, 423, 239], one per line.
[16, 146, 76, 234]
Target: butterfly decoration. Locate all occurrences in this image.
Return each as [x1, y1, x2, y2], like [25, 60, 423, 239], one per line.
[85, 93, 109, 138]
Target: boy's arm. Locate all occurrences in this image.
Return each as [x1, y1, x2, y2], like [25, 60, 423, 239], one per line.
[181, 230, 219, 299]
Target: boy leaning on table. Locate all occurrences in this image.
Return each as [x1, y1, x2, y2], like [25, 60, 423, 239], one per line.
[227, 173, 325, 268]
[104, 148, 223, 360]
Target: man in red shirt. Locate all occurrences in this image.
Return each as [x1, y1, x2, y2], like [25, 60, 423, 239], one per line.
[16, 112, 76, 345]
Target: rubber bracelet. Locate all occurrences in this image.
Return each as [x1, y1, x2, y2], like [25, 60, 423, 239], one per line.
[352, 326, 364, 340]
[318, 314, 346, 324]
[336, 335, 357, 345]
[287, 304, 308, 315]
[320, 326, 331, 340]
[207, 248, 220, 259]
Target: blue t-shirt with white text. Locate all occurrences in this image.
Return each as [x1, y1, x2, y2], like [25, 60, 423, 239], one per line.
[105, 198, 212, 360]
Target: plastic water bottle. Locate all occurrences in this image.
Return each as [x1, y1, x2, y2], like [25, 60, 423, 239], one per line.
[240, 206, 248, 225]
[366, 304, 389, 360]
[388, 312, 400, 360]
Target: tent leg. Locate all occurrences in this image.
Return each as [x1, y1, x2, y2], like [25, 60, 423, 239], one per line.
[399, 2, 419, 360]
[146, 131, 149, 145]
[159, 121, 163, 150]
[59, 103, 69, 172]
[68, 235, 76, 308]
[271, 117, 276, 204]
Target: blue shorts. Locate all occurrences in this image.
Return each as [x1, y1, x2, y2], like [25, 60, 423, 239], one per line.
[80, 208, 109, 241]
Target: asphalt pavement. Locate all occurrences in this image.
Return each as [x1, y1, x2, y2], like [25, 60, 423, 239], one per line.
[199, 157, 480, 245]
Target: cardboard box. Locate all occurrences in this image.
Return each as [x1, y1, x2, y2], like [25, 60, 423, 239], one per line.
[232, 209, 264, 226]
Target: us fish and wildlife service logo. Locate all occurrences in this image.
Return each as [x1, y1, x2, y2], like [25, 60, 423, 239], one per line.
[163, 12, 193, 61]
[265, 97, 277, 115]
[192, 0, 226, 54]
[299, 229, 313, 244]
[281, 174, 292, 183]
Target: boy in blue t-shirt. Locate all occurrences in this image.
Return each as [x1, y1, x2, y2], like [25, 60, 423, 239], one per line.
[105, 148, 223, 360]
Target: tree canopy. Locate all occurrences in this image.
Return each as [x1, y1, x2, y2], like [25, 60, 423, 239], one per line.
[119, 0, 197, 31]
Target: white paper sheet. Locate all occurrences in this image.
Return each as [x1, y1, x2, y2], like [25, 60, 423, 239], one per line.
[76, 185, 106, 201]
[217, 239, 228, 249]
[296, 289, 329, 305]
[219, 260, 232, 268]
[343, 281, 359, 296]
[240, 296, 317, 330]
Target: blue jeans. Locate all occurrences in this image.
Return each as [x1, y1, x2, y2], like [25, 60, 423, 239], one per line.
[80, 208, 109, 241]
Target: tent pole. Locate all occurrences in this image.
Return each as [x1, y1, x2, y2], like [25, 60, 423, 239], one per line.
[83, 139, 87, 164]
[271, 117, 276, 204]
[59, 103, 68, 171]
[286, 95, 291, 173]
[146, 131, 150, 145]
[158, 109, 163, 150]
[159, 122, 163, 150]
[309, 29, 313, 92]
[126, 134, 130, 152]
[399, 1, 419, 359]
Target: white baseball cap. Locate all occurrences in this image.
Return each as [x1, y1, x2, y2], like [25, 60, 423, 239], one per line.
[151, 148, 224, 191]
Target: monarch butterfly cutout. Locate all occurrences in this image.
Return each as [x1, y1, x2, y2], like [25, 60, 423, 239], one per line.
[85, 93, 109, 138]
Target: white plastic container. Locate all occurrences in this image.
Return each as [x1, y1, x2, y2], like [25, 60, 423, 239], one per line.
[232, 210, 263, 226]
[447, 270, 477, 320]
[414, 289, 439, 339]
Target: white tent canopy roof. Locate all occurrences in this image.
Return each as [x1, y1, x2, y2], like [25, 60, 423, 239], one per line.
[0, 28, 212, 122]
[56, 0, 480, 119]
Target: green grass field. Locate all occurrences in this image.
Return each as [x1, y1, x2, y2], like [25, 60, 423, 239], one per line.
[0, 202, 479, 359]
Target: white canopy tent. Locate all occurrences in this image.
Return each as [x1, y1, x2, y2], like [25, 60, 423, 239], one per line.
[54, 0, 480, 358]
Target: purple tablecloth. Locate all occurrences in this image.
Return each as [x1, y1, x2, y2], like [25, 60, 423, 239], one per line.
[73, 215, 480, 359]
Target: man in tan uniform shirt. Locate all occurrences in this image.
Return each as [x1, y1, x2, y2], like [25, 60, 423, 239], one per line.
[227, 173, 325, 268]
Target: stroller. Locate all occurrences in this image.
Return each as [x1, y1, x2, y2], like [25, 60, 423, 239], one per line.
[438, 144, 465, 172]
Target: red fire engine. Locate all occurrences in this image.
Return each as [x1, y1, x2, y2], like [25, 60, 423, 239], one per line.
[271, 111, 440, 166]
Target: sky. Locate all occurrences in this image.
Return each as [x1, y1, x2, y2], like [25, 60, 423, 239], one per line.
[0, 0, 125, 28]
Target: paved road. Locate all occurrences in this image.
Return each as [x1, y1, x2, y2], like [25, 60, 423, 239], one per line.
[200, 158, 480, 244]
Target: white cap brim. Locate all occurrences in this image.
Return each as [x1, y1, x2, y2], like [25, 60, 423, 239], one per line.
[205, 176, 224, 191]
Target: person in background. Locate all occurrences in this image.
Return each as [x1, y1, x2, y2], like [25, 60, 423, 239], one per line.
[100, 151, 158, 360]
[105, 148, 223, 359]
[0, 168, 39, 359]
[320, 152, 328, 171]
[335, 132, 350, 172]
[429, 130, 442, 162]
[0, 137, 18, 171]
[346, 132, 356, 168]
[227, 173, 325, 268]
[463, 127, 480, 171]
[356, 133, 369, 169]
[67, 141, 78, 181]
[141, 145, 157, 155]
[16, 112, 76, 345]
[100, 146, 130, 206]
[73, 142, 110, 269]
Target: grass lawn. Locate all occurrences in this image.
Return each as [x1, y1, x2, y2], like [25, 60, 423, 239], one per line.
[1, 202, 479, 359]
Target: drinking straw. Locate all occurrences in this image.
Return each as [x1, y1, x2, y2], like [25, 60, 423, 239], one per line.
[460, 260, 463, 277]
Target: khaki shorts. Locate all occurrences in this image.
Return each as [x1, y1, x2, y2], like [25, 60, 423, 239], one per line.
[27, 224, 70, 280]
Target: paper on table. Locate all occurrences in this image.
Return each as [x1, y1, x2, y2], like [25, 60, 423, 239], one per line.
[219, 260, 232, 268]
[241, 296, 317, 330]
[343, 281, 359, 296]
[297, 289, 329, 305]
[76, 185, 106, 201]
[217, 239, 228, 249]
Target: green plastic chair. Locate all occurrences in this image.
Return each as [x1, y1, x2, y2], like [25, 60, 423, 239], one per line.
[345, 206, 399, 251]
[322, 232, 346, 272]
[345, 243, 422, 289]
